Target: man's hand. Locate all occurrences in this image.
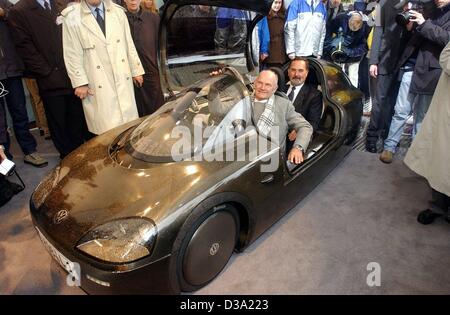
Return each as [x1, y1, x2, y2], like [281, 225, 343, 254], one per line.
[74, 85, 94, 100]
[260, 53, 269, 62]
[133, 75, 144, 87]
[288, 130, 297, 141]
[369, 64, 378, 78]
[288, 146, 304, 165]
[0, 146, 6, 162]
[409, 10, 425, 25]
[288, 53, 295, 60]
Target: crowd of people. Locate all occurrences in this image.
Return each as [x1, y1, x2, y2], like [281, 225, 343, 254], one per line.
[0, 0, 449, 220]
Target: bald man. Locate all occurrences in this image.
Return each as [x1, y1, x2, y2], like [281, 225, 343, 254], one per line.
[253, 70, 313, 164]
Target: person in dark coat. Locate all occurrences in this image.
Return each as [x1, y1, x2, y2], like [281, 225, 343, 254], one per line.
[0, 0, 47, 167]
[124, 0, 164, 117]
[284, 57, 323, 143]
[323, 11, 369, 87]
[365, 0, 411, 153]
[398, 0, 450, 134]
[8, 0, 89, 159]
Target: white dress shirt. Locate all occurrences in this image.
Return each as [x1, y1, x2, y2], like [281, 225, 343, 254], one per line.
[286, 82, 305, 102]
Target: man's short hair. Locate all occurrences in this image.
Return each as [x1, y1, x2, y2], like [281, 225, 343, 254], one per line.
[290, 57, 310, 70]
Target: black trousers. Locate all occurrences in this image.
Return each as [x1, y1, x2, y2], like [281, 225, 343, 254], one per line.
[134, 73, 165, 117]
[0, 77, 37, 155]
[41, 94, 88, 158]
[358, 56, 370, 100]
[366, 73, 400, 143]
[432, 189, 450, 212]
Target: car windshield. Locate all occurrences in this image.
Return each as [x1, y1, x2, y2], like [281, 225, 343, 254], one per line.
[127, 75, 252, 162]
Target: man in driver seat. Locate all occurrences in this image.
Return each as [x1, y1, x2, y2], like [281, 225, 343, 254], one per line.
[253, 70, 313, 164]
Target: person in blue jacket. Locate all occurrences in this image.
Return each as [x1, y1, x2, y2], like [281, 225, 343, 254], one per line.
[323, 11, 369, 86]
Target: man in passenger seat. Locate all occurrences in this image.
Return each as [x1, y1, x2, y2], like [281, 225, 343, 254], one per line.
[284, 57, 323, 142]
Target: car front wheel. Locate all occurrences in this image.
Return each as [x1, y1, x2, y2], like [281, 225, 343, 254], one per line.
[177, 205, 239, 292]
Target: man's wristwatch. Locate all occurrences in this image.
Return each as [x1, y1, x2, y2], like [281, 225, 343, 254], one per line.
[293, 144, 304, 154]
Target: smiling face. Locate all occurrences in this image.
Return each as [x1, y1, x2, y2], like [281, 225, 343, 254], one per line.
[254, 71, 278, 100]
[288, 59, 309, 86]
[271, 0, 283, 12]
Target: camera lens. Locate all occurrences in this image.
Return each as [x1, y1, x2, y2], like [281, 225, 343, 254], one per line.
[396, 11, 411, 26]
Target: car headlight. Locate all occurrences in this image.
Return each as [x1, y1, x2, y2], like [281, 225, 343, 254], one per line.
[76, 218, 157, 263]
[31, 166, 61, 209]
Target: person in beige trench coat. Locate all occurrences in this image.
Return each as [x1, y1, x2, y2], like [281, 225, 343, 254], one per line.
[62, 0, 144, 135]
[404, 41, 450, 217]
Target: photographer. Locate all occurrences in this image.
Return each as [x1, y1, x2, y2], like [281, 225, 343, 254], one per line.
[366, 0, 412, 153]
[396, 0, 450, 136]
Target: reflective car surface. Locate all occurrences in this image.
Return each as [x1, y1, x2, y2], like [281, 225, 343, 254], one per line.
[30, 0, 363, 294]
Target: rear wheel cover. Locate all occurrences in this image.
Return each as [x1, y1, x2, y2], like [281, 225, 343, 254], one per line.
[179, 207, 239, 290]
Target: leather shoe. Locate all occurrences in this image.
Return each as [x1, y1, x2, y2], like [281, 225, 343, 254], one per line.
[24, 152, 48, 168]
[365, 141, 377, 153]
[379, 150, 394, 164]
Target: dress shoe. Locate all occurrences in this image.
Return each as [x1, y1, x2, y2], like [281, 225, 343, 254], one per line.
[379, 150, 394, 164]
[417, 209, 442, 225]
[365, 141, 377, 153]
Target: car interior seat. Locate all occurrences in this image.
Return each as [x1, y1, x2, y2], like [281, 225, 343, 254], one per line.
[268, 67, 289, 99]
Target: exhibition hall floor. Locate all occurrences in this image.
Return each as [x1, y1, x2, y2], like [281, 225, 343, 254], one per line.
[1, 130, 449, 294]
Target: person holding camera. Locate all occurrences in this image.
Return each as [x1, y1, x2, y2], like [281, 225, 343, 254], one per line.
[400, 0, 450, 135]
[380, 0, 449, 164]
[365, 0, 412, 153]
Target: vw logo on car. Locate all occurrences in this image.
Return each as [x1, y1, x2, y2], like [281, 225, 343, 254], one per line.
[210, 243, 220, 256]
[53, 209, 69, 224]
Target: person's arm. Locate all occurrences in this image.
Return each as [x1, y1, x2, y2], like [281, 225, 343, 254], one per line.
[318, 16, 327, 58]
[344, 33, 368, 58]
[284, 1, 298, 59]
[413, 13, 450, 48]
[7, 8, 53, 77]
[0, 145, 6, 162]
[286, 101, 313, 151]
[121, 10, 144, 85]
[62, 8, 94, 99]
[258, 18, 270, 59]
[439, 41, 450, 77]
[369, 24, 382, 65]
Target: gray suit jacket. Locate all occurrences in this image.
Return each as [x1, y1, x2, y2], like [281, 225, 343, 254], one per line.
[253, 95, 313, 152]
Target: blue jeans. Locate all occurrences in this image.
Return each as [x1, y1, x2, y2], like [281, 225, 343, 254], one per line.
[0, 76, 37, 156]
[383, 71, 413, 152]
[411, 93, 433, 136]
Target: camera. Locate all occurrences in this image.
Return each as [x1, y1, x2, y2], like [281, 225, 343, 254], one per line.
[395, 0, 435, 26]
